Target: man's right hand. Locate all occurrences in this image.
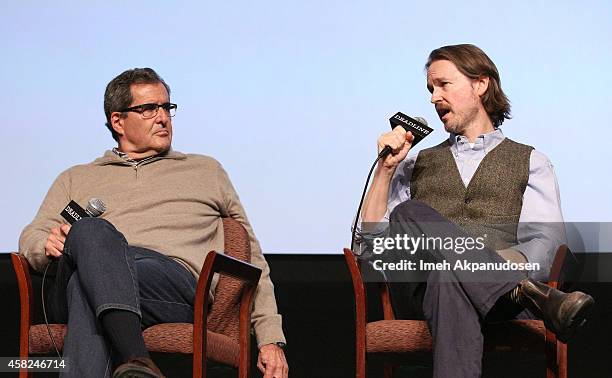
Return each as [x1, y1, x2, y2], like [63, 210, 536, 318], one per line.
[45, 224, 71, 258]
[361, 127, 415, 223]
[377, 127, 414, 173]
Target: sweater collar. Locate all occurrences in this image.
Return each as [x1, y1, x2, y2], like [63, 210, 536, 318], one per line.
[93, 148, 187, 166]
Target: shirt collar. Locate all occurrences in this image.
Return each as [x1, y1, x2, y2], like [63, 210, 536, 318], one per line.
[112, 147, 138, 163]
[448, 128, 505, 155]
[93, 148, 187, 166]
[111, 147, 161, 166]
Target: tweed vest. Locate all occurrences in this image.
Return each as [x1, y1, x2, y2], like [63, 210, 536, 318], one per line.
[410, 137, 533, 250]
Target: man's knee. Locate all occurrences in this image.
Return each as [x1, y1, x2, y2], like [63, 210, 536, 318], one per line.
[65, 218, 123, 253]
[390, 200, 443, 222]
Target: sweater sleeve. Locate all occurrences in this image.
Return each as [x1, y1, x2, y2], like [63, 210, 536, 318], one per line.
[215, 163, 286, 347]
[19, 170, 72, 271]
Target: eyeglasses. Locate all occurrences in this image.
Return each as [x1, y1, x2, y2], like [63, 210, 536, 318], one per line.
[119, 102, 177, 119]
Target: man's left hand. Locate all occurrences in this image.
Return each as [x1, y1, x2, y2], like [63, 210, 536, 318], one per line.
[257, 343, 288, 378]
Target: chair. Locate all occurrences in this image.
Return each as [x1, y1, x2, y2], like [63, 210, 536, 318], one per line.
[12, 217, 261, 378]
[343, 245, 573, 378]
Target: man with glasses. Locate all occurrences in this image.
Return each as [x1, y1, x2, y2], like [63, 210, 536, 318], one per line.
[19, 68, 288, 378]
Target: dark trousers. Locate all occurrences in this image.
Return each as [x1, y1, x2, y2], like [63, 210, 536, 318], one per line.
[47, 218, 197, 378]
[382, 200, 529, 378]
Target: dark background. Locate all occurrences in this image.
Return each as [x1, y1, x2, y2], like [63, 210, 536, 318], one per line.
[1, 253, 611, 377]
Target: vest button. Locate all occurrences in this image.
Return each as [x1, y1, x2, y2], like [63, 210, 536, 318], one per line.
[464, 198, 471, 204]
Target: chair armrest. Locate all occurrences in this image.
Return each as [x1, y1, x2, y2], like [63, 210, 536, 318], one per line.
[206, 252, 262, 284]
[192, 251, 261, 375]
[548, 245, 575, 290]
[11, 253, 34, 359]
[11, 253, 34, 324]
[343, 249, 367, 321]
[343, 248, 368, 374]
[545, 245, 571, 362]
[193, 250, 262, 323]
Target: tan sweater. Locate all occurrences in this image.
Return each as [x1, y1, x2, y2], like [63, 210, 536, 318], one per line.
[19, 149, 285, 347]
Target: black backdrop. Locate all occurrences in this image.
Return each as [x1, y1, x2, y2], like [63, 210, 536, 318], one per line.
[1, 253, 611, 377]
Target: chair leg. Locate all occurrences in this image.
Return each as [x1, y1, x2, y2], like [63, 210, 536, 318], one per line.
[18, 330, 31, 378]
[545, 329, 559, 378]
[192, 351, 204, 378]
[356, 355, 365, 377]
[356, 349, 366, 378]
[17, 357, 32, 378]
[556, 342, 568, 378]
[545, 331, 568, 378]
[18, 365, 32, 378]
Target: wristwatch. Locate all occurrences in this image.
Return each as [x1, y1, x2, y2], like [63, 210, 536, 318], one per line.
[276, 342, 286, 349]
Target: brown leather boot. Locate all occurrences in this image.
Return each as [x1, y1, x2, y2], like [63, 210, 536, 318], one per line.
[517, 278, 594, 343]
[112, 357, 165, 378]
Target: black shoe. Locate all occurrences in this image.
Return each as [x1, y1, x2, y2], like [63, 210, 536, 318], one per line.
[518, 278, 594, 343]
[112, 357, 165, 378]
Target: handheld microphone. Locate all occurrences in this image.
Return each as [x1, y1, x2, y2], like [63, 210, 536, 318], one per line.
[60, 198, 107, 224]
[379, 113, 432, 158]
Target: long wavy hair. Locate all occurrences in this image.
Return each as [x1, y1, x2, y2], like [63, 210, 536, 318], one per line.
[426, 44, 511, 127]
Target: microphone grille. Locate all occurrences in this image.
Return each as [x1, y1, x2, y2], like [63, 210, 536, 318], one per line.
[415, 117, 428, 126]
[87, 198, 107, 217]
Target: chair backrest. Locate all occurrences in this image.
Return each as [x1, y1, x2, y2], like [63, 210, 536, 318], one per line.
[206, 218, 251, 341]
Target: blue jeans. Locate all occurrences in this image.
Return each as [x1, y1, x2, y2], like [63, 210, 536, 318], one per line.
[48, 218, 197, 377]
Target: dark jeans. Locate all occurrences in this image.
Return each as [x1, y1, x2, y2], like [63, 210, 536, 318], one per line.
[47, 218, 197, 378]
[381, 200, 530, 378]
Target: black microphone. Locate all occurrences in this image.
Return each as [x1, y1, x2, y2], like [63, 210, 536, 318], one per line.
[60, 198, 107, 224]
[379, 113, 432, 158]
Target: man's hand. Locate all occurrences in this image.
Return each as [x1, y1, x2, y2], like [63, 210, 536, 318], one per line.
[45, 224, 71, 258]
[377, 127, 414, 172]
[257, 343, 288, 378]
[361, 128, 414, 223]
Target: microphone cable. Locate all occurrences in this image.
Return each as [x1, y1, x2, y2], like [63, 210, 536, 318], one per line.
[350, 149, 388, 251]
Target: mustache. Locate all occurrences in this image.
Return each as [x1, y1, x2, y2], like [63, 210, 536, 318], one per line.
[436, 105, 451, 116]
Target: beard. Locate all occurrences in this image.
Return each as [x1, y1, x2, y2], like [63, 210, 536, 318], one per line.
[441, 102, 481, 136]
